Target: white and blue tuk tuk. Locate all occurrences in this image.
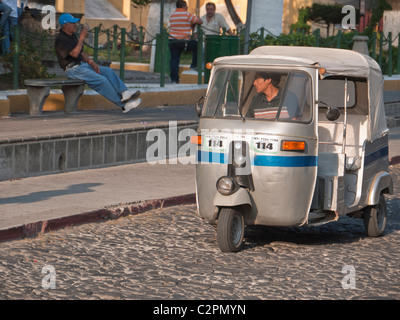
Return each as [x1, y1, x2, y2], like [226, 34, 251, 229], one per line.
[193, 46, 393, 252]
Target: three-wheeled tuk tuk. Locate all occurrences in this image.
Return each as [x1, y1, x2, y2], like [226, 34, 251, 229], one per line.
[193, 46, 393, 252]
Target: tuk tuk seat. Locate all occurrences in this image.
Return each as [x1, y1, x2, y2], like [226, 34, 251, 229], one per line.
[318, 114, 368, 152]
[318, 113, 368, 174]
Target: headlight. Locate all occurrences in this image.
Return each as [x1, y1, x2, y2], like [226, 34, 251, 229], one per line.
[234, 142, 242, 150]
[232, 141, 247, 168]
[216, 176, 238, 196]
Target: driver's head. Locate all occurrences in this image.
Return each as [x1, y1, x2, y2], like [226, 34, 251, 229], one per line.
[253, 72, 281, 93]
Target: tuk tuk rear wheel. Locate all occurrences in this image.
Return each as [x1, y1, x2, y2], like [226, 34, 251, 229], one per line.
[217, 208, 244, 252]
[363, 195, 387, 237]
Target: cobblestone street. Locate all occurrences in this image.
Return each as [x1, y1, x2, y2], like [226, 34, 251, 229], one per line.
[0, 165, 399, 301]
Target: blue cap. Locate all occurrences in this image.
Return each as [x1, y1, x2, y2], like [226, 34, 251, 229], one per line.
[59, 13, 80, 26]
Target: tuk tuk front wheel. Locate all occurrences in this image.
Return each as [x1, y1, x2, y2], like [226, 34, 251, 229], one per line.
[363, 195, 387, 237]
[217, 208, 244, 252]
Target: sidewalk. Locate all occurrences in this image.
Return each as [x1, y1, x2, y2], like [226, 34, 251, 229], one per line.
[1, 107, 400, 242]
[0, 160, 197, 241]
[0, 105, 198, 142]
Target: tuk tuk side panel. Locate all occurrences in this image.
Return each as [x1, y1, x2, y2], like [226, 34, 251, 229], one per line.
[359, 134, 391, 207]
[250, 165, 318, 226]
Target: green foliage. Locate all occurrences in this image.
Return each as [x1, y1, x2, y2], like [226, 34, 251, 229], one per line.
[363, 0, 392, 37]
[290, 7, 311, 33]
[307, 3, 344, 26]
[131, 0, 152, 26]
[248, 31, 315, 51]
[1, 30, 50, 87]
[318, 30, 357, 50]
[306, 3, 360, 36]
[378, 44, 399, 75]
[131, 0, 151, 8]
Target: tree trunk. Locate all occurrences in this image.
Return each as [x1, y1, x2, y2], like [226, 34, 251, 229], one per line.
[224, 0, 243, 27]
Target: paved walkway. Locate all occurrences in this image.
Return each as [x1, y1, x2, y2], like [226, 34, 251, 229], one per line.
[0, 105, 198, 142]
[0, 104, 400, 242]
[0, 160, 196, 236]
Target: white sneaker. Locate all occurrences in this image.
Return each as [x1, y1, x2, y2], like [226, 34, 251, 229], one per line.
[122, 98, 141, 113]
[121, 90, 140, 103]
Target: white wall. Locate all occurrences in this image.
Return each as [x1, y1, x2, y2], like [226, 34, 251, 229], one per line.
[383, 10, 400, 48]
[145, 2, 175, 42]
[250, 0, 283, 36]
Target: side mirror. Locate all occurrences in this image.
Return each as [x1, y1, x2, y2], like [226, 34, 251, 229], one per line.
[195, 96, 204, 117]
[325, 107, 340, 121]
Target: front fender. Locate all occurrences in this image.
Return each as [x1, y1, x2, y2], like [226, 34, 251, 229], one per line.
[368, 171, 393, 205]
[213, 187, 252, 208]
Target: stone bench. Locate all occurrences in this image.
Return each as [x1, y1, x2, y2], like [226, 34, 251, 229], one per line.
[24, 79, 85, 115]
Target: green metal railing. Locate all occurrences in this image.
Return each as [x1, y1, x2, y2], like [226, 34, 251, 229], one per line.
[13, 25, 20, 90]
[7, 23, 400, 90]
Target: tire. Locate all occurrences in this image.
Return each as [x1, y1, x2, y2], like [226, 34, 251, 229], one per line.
[217, 208, 244, 252]
[363, 194, 387, 237]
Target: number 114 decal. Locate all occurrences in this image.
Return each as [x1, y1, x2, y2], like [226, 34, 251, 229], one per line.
[253, 137, 278, 153]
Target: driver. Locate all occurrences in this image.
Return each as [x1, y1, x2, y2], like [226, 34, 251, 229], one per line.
[247, 72, 299, 119]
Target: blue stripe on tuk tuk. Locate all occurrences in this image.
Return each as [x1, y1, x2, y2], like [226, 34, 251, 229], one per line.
[254, 155, 317, 167]
[364, 146, 389, 166]
[197, 150, 229, 164]
[197, 151, 317, 167]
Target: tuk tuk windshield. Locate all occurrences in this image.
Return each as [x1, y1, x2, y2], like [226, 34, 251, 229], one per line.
[203, 68, 312, 122]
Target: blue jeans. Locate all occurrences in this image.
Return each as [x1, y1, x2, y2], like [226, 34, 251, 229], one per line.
[2, 16, 17, 54]
[67, 63, 127, 108]
[168, 39, 197, 83]
[0, 2, 11, 29]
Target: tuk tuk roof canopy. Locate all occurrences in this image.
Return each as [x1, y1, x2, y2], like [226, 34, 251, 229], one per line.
[249, 46, 380, 79]
[213, 46, 387, 141]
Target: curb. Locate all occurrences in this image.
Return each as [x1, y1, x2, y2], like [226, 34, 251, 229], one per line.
[0, 193, 196, 243]
[0, 119, 198, 145]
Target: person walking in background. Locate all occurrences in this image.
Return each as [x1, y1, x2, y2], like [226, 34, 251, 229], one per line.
[201, 2, 232, 36]
[168, 0, 202, 83]
[55, 13, 141, 113]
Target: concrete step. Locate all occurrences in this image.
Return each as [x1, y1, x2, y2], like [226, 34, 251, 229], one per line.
[385, 101, 400, 117]
[385, 101, 400, 128]
[387, 115, 400, 128]
[0, 121, 197, 182]
[383, 87, 400, 128]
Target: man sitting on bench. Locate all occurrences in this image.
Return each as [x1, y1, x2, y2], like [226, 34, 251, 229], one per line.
[55, 13, 141, 113]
